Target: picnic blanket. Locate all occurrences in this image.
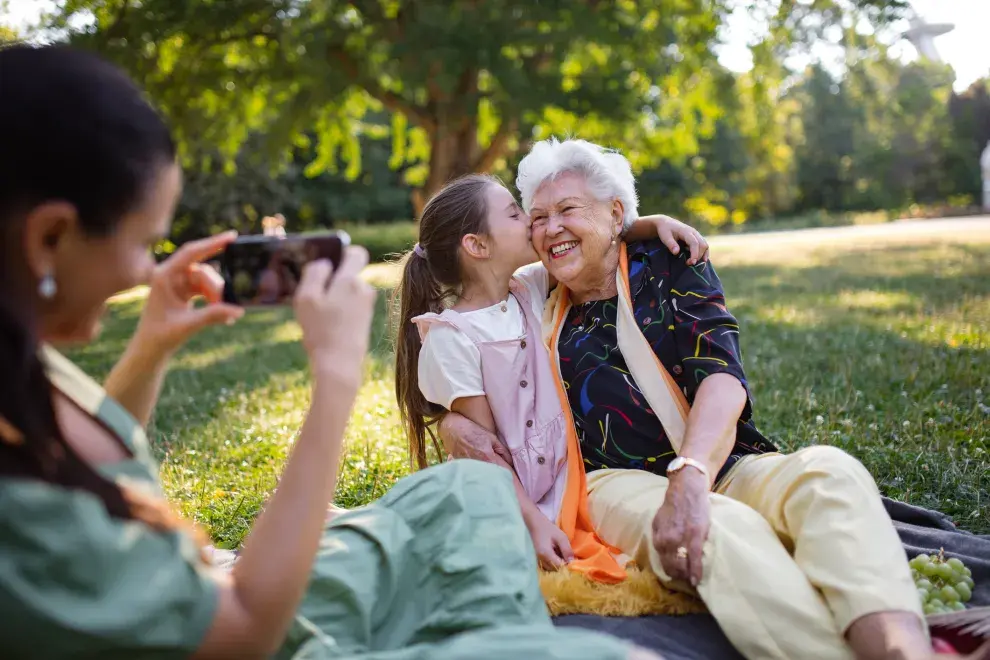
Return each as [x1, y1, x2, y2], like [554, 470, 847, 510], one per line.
[205, 496, 986, 658]
[554, 497, 990, 659]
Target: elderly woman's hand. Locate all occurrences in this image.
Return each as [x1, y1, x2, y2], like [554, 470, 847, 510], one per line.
[651, 469, 711, 588]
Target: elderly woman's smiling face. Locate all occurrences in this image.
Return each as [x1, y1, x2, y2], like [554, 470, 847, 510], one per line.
[530, 171, 624, 288]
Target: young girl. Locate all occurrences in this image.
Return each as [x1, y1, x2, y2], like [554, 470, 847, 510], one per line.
[394, 174, 708, 575]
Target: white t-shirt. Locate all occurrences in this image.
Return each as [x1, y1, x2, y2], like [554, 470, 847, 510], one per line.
[418, 262, 549, 410]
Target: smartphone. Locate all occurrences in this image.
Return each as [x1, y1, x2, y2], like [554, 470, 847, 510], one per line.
[219, 230, 350, 306]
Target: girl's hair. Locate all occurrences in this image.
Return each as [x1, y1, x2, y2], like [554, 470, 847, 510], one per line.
[393, 174, 500, 469]
[0, 45, 202, 544]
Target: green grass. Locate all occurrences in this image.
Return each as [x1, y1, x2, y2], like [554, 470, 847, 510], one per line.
[336, 221, 418, 263]
[66, 227, 990, 546]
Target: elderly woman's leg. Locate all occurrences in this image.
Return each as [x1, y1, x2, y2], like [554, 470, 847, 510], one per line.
[587, 468, 854, 660]
[717, 446, 927, 660]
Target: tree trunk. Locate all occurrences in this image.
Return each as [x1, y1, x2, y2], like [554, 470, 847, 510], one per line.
[410, 115, 521, 217]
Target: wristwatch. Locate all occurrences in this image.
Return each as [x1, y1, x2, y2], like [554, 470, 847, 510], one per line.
[666, 456, 711, 485]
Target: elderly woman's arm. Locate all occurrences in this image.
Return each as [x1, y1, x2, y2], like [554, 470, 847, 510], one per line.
[678, 374, 747, 481]
[652, 373, 745, 587]
[651, 255, 754, 587]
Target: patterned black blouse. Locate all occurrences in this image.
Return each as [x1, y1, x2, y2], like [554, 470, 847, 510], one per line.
[557, 239, 776, 484]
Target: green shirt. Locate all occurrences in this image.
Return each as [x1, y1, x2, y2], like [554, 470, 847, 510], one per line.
[0, 347, 218, 658]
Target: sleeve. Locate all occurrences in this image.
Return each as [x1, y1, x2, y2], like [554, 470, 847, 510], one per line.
[512, 262, 550, 301]
[418, 324, 486, 410]
[665, 252, 754, 422]
[0, 479, 219, 659]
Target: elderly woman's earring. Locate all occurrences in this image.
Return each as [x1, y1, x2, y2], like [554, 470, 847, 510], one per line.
[38, 272, 57, 300]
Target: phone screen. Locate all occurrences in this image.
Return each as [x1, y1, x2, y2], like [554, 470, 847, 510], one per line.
[219, 231, 350, 306]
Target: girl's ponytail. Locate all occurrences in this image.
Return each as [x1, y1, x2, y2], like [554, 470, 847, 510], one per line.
[391, 174, 500, 469]
[393, 250, 446, 469]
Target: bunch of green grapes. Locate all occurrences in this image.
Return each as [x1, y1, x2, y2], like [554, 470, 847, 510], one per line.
[910, 551, 975, 615]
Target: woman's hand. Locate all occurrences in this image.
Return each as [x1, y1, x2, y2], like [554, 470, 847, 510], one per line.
[293, 246, 377, 382]
[133, 231, 244, 360]
[628, 215, 710, 266]
[108, 232, 243, 425]
[651, 469, 711, 587]
[526, 510, 574, 571]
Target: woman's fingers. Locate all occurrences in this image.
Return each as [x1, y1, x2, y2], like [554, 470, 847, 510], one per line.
[187, 262, 226, 303]
[687, 527, 706, 587]
[187, 302, 245, 332]
[653, 521, 695, 584]
[164, 230, 237, 273]
[669, 541, 690, 583]
[296, 259, 334, 300]
[334, 246, 370, 281]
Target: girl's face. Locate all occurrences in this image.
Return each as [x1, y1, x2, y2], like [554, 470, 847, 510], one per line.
[479, 183, 537, 272]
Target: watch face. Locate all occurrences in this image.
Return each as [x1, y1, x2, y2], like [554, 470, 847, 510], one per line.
[668, 457, 685, 471]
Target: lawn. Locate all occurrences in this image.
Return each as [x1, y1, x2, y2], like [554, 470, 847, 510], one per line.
[65, 221, 990, 547]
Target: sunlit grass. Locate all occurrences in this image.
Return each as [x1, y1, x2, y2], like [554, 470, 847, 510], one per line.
[66, 223, 990, 544]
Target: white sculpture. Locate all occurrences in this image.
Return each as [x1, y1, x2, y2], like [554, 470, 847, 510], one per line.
[903, 5, 954, 63]
[981, 140, 990, 210]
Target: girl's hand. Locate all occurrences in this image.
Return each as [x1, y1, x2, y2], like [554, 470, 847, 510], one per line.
[629, 215, 710, 266]
[293, 246, 377, 383]
[526, 510, 574, 571]
[133, 231, 244, 360]
[651, 215, 709, 265]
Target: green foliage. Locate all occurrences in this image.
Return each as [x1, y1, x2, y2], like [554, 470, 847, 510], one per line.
[48, 0, 728, 208]
[28, 1, 988, 234]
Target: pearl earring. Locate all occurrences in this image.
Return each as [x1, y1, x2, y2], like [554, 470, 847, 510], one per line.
[38, 273, 57, 300]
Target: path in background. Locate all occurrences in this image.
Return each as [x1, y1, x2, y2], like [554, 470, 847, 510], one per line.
[362, 215, 990, 286]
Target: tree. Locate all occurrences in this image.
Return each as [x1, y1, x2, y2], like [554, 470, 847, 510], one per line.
[46, 0, 725, 214]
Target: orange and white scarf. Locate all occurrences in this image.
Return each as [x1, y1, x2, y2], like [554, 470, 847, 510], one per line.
[541, 242, 691, 583]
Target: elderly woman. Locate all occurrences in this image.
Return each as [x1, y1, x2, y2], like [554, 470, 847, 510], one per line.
[441, 139, 933, 660]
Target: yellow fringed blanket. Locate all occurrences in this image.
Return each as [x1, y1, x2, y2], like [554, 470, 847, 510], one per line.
[539, 566, 707, 617]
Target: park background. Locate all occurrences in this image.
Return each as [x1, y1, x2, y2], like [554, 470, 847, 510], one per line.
[2, 0, 988, 546]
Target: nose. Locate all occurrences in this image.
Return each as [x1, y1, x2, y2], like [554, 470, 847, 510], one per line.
[546, 213, 564, 236]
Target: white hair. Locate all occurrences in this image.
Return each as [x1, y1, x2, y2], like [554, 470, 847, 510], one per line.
[515, 138, 639, 230]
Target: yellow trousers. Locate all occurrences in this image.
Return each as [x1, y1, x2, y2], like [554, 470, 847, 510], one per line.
[585, 446, 924, 660]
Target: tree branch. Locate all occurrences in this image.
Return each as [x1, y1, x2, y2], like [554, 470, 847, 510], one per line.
[327, 45, 435, 133]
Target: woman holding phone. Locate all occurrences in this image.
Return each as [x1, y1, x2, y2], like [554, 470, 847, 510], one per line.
[0, 45, 652, 659]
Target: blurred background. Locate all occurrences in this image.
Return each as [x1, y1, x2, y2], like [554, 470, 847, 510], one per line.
[3, 0, 988, 259]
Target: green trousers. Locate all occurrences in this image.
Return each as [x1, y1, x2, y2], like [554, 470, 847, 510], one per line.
[277, 460, 635, 659]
